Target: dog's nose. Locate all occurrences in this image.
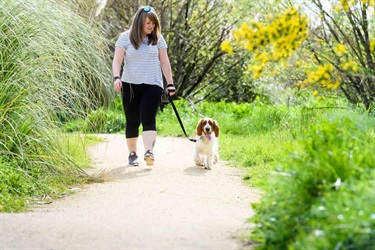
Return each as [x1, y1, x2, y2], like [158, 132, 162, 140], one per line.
[205, 127, 210, 131]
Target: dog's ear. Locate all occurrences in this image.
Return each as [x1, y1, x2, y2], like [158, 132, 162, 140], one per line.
[213, 120, 220, 137]
[196, 119, 203, 136]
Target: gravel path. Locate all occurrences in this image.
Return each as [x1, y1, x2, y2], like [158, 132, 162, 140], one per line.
[0, 134, 261, 250]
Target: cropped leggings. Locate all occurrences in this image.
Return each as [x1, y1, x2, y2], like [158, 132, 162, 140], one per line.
[121, 82, 163, 138]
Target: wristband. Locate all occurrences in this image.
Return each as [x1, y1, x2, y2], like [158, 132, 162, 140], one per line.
[166, 84, 175, 93]
[113, 76, 121, 82]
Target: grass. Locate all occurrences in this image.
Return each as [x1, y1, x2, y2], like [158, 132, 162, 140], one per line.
[0, 133, 96, 212]
[219, 132, 302, 187]
[249, 112, 375, 249]
[155, 98, 320, 187]
[0, 0, 111, 212]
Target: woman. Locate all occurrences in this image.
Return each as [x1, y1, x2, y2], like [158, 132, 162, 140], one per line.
[112, 6, 176, 166]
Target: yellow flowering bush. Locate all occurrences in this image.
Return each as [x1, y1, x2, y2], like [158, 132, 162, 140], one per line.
[221, 0, 374, 104]
[221, 8, 308, 78]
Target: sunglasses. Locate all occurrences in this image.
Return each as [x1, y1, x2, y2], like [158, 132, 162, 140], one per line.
[142, 6, 153, 13]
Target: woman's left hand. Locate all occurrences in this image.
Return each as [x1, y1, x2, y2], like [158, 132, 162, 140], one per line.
[166, 84, 176, 96]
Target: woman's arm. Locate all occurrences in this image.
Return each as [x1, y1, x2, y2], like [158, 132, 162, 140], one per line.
[112, 47, 125, 92]
[159, 48, 175, 96]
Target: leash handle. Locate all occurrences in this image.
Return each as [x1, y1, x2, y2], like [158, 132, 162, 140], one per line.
[168, 95, 197, 142]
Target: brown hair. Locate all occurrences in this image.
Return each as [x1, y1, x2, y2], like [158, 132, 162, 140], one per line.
[129, 6, 161, 50]
[212, 120, 220, 137]
[196, 119, 204, 136]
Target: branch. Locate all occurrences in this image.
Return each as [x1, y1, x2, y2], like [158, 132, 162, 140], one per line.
[313, 0, 364, 66]
[183, 51, 226, 97]
[359, 6, 375, 70]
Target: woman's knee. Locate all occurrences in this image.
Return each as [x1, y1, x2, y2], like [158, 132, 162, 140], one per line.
[142, 119, 156, 131]
[126, 121, 140, 138]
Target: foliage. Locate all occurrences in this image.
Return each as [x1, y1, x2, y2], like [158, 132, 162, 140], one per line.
[222, 0, 375, 110]
[222, 8, 308, 78]
[65, 97, 125, 133]
[301, 0, 375, 110]
[0, 0, 111, 212]
[250, 113, 375, 249]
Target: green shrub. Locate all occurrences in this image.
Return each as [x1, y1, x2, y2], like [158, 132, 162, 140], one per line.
[250, 113, 375, 249]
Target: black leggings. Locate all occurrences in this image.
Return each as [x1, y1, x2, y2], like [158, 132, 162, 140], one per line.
[121, 82, 163, 138]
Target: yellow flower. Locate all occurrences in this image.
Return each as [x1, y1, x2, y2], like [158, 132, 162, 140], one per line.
[228, 7, 308, 66]
[334, 5, 341, 12]
[233, 29, 242, 40]
[249, 65, 264, 78]
[370, 40, 375, 52]
[352, 64, 358, 72]
[334, 43, 348, 54]
[313, 90, 319, 96]
[340, 0, 350, 11]
[333, 81, 341, 90]
[221, 40, 233, 55]
[341, 61, 358, 72]
[314, 37, 324, 43]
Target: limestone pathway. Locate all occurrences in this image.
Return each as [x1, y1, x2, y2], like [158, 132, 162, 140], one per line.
[1, 134, 261, 250]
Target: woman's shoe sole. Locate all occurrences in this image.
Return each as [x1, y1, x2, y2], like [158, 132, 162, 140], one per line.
[144, 155, 154, 166]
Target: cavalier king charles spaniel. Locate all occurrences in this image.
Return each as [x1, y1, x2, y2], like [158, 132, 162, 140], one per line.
[193, 118, 220, 170]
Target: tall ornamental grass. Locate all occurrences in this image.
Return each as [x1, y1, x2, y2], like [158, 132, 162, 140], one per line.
[0, 0, 111, 212]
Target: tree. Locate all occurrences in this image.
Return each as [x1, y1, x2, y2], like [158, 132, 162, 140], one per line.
[96, 0, 257, 102]
[221, 0, 375, 110]
[304, 0, 375, 110]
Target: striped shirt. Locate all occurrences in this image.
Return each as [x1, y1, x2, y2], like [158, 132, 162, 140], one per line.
[115, 31, 167, 89]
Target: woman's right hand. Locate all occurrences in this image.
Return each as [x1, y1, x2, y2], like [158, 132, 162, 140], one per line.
[114, 78, 122, 92]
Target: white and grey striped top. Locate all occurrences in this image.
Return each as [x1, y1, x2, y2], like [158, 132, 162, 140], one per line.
[115, 31, 167, 89]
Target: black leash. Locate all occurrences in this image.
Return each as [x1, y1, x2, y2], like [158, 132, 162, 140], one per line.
[168, 95, 196, 142]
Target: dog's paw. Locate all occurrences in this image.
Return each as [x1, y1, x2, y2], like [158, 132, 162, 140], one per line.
[204, 165, 211, 170]
[194, 156, 204, 167]
[213, 155, 219, 165]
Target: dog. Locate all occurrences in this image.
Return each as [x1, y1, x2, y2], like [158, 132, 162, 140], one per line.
[193, 118, 220, 170]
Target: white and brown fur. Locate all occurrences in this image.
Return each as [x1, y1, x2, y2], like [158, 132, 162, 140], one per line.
[193, 118, 220, 170]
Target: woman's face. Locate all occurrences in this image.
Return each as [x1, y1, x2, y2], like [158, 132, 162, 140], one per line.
[142, 17, 155, 37]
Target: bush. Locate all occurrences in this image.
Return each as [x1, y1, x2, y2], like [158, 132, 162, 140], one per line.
[250, 113, 375, 249]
